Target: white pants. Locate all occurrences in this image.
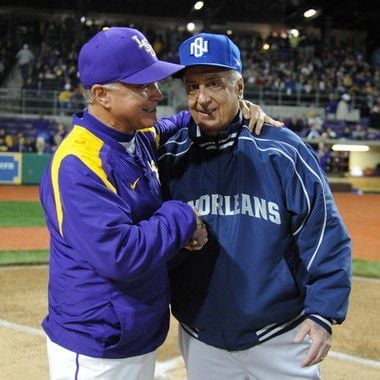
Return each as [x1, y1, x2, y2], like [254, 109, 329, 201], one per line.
[47, 337, 156, 380]
[179, 325, 321, 380]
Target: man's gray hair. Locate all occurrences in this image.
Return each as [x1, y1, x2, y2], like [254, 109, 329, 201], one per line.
[82, 82, 120, 104]
[228, 69, 243, 86]
[228, 70, 243, 99]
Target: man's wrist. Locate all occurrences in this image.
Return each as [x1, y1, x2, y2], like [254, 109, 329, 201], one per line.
[308, 314, 333, 334]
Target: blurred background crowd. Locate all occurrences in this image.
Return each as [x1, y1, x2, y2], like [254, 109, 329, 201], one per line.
[0, 1, 379, 178]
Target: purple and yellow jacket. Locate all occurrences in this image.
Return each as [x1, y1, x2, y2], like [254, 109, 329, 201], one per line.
[40, 110, 195, 358]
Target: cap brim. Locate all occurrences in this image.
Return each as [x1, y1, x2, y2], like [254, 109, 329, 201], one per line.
[173, 63, 235, 79]
[119, 60, 184, 85]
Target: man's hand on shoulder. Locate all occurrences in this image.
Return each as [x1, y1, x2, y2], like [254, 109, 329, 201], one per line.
[239, 100, 284, 135]
[294, 318, 332, 367]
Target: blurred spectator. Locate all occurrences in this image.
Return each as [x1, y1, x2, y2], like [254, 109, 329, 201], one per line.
[287, 116, 307, 133]
[4, 133, 15, 151]
[375, 163, 380, 176]
[342, 126, 352, 139]
[336, 94, 351, 121]
[317, 141, 330, 172]
[16, 43, 34, 84]
[351, 123, 367, 140]
[321, 127, 337, 139]
[51, 122, 67, 151]
[325, 94, 338, 119]
[24, 136, 36, 153]
[35, 135, 52, 154]
[369, 97, 380, 129]
[22, 77, 37, 91]
[306, 111, 323, 140]
[58, 83, 73, 114]
[0, 137, 7, 152]
[15, 133, 27, 152]
[306, 126, 321, 141]
[307, 111, 324, 130]
[32, 114, 50, 139]
[153, 34, 164, 55]
[0, 128, 7, 151]
[52, 131, 64, 151]
[69, 87, 85, 110]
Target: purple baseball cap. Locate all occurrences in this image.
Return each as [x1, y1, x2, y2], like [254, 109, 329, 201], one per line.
[78, 27, 184, 88]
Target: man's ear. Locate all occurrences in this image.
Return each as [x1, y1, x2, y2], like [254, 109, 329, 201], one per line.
[236, 78, 244, 100]
[91, 85, 111, 108]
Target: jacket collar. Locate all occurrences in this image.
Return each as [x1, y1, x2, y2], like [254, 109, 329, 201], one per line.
[188, 111, 246, 151]
[72, 110, 138, 154]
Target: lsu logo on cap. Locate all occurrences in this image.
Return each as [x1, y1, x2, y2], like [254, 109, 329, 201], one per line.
[190, 37, 208, 58]
[132, 35, 156, 57]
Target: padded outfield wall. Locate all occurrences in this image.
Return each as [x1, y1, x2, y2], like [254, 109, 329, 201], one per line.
[0, 153, 50, 185]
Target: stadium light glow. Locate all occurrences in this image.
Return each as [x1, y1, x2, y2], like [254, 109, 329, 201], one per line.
[289, 29, 299, 38]
[332, 144, 369, 152]
[187, 22, 196, 32]
[350, 167, 363, 177]
[194, 1, 204, 10]
[263, 43, 270, 50]
[80, 16, 86, 23]
[304, 9, 317, 18]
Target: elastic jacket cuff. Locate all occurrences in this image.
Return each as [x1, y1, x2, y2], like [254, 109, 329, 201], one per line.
[307, 314, 333, 335]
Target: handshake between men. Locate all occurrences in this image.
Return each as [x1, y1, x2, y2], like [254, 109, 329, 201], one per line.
[184, 210, 208, 251]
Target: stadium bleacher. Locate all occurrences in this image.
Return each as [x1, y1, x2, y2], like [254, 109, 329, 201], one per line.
[0, 7, 378, 177]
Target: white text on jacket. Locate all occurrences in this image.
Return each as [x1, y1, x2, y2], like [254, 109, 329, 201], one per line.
[187, 194, 281, 224]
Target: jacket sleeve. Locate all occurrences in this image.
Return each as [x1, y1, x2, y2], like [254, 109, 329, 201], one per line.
[281, 143, 351, 328]
[154, 110, 191, 146]
[58, 155, 196, 283]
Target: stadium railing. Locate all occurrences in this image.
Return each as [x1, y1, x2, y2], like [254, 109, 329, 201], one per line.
[0, 87, 371, 116]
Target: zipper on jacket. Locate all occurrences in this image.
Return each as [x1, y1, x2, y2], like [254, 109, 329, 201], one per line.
[215, 148, 229, 349]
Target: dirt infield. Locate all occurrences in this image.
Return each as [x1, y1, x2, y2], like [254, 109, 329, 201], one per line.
[0, 187, 379, 378]
[0, 267, 378, 379]
[334, 194, 380, 261]
[0, 185, 39, 201]
[0, 186, 378, 262]
[0, 227, 49, 250]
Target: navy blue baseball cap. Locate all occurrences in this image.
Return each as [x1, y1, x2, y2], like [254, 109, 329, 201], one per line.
[78, 27, 185, 88]
[178, 33, 242, 74]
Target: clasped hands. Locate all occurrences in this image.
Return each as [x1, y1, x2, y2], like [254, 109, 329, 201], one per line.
[184, 210, 208, 251]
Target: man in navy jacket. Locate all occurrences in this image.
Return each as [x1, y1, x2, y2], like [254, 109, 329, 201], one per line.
[40, 27, 208, 380]
[159, 33, 351, 379]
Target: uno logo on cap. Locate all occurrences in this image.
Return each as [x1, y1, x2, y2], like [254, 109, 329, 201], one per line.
[190, 37, 208, 58]
[132, 35, 156, 57]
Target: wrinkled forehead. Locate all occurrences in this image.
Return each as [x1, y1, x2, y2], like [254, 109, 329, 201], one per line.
[183, 65, 230, 82]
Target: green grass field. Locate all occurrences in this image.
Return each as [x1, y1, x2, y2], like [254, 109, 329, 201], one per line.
[352, 259, 380, 278]
[0, 201, 379, 278]
[0, 250, 49, 265]
[0, 250, 378, 278]
[0, 201, 45, 227]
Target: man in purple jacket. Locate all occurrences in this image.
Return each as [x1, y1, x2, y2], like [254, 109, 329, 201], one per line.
[40, 27, 208, 379]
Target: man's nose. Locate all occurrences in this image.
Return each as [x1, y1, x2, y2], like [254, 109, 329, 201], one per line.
[197, 86, 211, 106]
[149, 82, 163, 102]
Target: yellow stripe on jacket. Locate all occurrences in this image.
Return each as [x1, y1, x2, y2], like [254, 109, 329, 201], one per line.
[139, 127, 160, 148]
[51, 125, 117, 236]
